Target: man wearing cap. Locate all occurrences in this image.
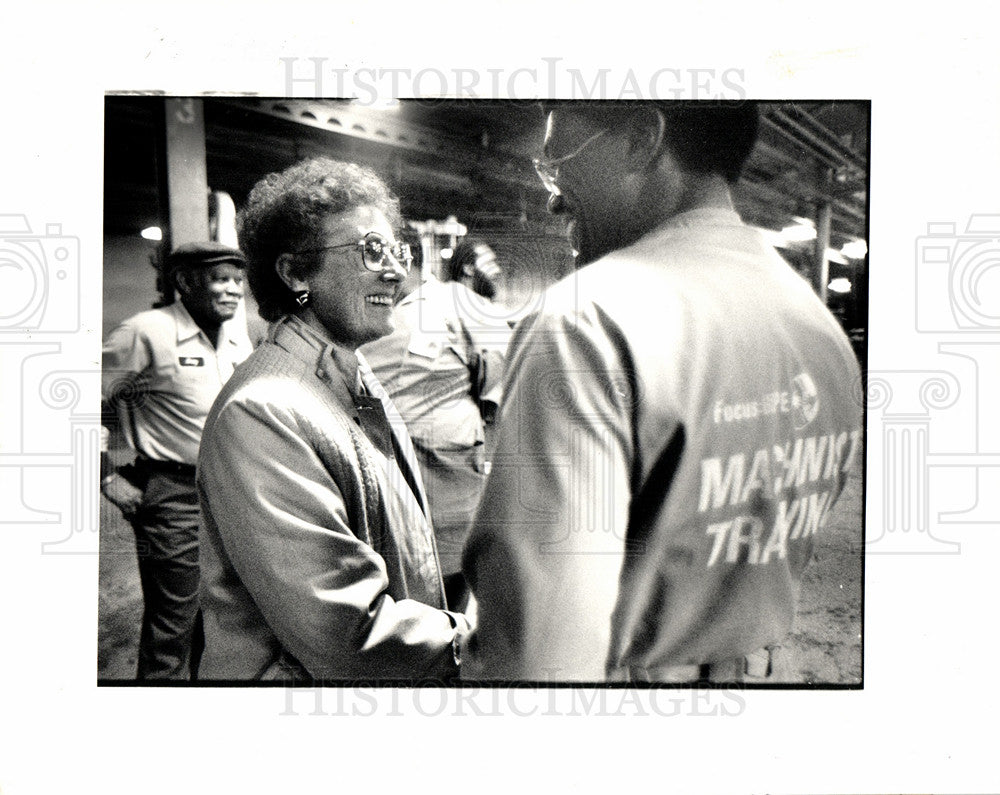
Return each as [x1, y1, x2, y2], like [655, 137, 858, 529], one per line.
[101, 241, 252, 680]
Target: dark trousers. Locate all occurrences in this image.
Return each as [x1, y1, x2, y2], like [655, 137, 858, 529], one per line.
[130, 468, 203, 680]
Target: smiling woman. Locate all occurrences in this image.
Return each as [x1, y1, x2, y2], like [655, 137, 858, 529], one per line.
[195, 157, 468, 682]
[275, 207, 409, 349]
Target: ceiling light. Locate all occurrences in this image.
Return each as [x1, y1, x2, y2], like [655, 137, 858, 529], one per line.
[828, 278, 852, 294]
[841, 239, 868, 259]
[780, 222, 817, 243]
[760, 228, 789, 249]
[140, 226, 162, 241]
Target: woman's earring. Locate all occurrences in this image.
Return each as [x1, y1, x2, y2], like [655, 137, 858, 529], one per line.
[295, 290, 311, 308]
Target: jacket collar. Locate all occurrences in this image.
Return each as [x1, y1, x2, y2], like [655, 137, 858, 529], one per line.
[269, 315, 362, 407]
[270, 315, 430, 519]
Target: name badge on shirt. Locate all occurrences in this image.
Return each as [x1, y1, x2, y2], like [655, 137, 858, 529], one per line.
[178, 356, 205, 367]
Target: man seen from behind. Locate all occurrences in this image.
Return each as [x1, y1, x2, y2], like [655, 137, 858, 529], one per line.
[461, 101, 863, 682]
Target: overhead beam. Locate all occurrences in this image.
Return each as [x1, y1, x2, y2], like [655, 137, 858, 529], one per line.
[222, 97, 544, 194]
[227, 98, 480, 161]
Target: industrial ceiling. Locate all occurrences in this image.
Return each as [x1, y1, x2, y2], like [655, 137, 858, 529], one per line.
[104, 96, 868, 247]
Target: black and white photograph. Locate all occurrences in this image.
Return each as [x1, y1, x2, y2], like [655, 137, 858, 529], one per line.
[3, 5, 1000, 793]
[99, 97, 867, 686]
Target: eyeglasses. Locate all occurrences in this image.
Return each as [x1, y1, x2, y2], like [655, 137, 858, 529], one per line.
[532, 129, 608, 195]
[294, 231, 412, 274]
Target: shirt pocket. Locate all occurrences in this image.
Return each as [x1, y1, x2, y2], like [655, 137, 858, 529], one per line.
[406, 331, 443, 361]
[168, 343, 218, 406]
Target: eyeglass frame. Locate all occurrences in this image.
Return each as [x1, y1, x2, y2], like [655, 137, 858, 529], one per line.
[532, 128, 608, 196]
[292, 231, 412, 274]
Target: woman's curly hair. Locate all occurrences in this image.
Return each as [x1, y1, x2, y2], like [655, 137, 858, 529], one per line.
[237, 157, 402, 321]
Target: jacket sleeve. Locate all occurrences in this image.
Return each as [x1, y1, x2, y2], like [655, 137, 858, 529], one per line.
[460, 305, 634, 681]
[199, 393, 463, 681]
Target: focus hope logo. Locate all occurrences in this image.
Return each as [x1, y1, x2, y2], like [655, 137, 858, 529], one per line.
[790, 372, 819, 431]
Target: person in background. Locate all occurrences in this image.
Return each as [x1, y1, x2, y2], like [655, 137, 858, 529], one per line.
[446, 237, 502, 300]
[196, 157, 467, 681]
[101, 241, 252, 680]
[360, 229, 507, 611]
[461, 101, 863, 682]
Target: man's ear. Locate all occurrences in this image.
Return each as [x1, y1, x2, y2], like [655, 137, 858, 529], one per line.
[275, 253, 308, 293]
[624, 106, 667, 172]
[173, 267, 194, 297]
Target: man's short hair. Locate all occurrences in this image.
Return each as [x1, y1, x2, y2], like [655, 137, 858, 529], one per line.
[445, 237, 483, 283]
[541, 100, 760, 184]
[236, 157, 402, 321]
[447, 237, 499, 299]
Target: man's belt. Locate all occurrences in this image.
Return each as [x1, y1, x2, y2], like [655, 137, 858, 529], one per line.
[134, 456, 197, 478]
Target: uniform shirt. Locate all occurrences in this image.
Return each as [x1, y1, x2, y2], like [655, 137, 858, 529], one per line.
[461, 207, 863, 681]
[102, 301, 252, 465]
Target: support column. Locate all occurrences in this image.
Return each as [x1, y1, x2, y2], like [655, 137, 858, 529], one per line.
[156, 98, 209, 249]
[814, 200, 832, 304]
[154, 98, 210, 304]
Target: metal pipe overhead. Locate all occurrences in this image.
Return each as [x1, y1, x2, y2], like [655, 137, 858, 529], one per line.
[766, 108, 866, 178]
[783, 104, 867, 172]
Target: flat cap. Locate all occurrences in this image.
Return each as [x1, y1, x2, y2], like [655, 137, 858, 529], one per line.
[167, 241, 246, 270]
